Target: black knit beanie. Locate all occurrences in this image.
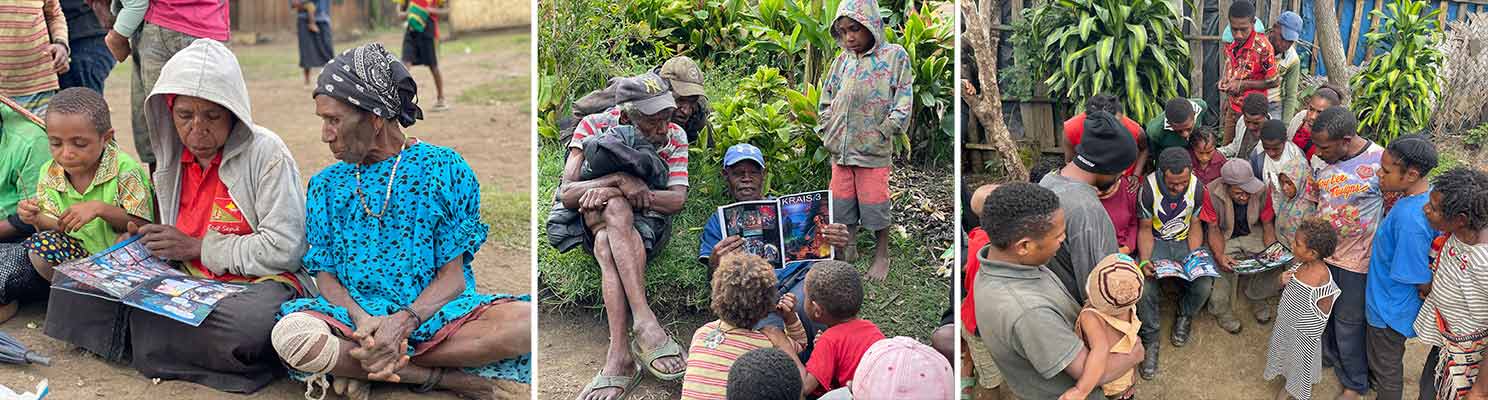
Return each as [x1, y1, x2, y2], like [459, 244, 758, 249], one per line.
[1074, 111, 1138, 175]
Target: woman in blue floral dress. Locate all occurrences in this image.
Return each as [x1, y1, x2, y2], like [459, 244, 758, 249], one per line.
[272, 44, 531, 400]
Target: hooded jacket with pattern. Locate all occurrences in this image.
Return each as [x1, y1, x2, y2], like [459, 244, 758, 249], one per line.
[816, 0, 913, 168]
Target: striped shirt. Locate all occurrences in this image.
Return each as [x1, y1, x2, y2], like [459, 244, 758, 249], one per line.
[680, 320, 800, 400]
[1414, 234, 1488, 348]
[569, 107, 689, 188]
[0, 0, 66, 97]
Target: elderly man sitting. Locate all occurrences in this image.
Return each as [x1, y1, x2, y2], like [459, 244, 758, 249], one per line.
[272, 44, 531, 400]
[555, 72, 691, 400]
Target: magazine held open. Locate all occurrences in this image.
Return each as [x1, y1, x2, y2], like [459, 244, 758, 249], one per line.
[51, 235, 247, 327]
[716, 190, 834, 269]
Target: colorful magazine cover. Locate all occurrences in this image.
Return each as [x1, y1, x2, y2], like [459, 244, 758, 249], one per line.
[779, 190, 833, 266]
[1233, 242, 1296, 274]
[1153, 248, 1221, 281]
[52, 236, 248, 327]
[717, 190, 834, 269]
[719, 200, 784, 269]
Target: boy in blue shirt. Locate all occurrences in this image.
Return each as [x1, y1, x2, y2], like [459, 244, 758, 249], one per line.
[1362, 135, 1439, 400]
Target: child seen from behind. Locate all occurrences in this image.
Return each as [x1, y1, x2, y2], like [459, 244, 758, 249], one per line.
[1065, 254, 1145, 400]
[801, 260, 885, 396]
[681, 252, 807, 400]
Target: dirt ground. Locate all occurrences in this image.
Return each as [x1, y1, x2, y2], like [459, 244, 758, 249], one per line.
[970, 284, 1433, 400]
[0, 28, 532, 399]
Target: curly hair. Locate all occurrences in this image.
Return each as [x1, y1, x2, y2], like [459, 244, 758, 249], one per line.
[1086, 94, 1123, 116]
[1242, 93, 1269, 116]
[726, 348, 802, 400]
[47, 87, 111, 135]
[981, 182, 1061, 249]
[1296, 218, 1339, 260]
[1431, 167, 1488, 231]
[805, 260, 863, 320]
[711, 252, 778, 328]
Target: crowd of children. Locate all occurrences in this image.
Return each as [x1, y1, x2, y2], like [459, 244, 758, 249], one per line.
[966, 1, 1488, 399]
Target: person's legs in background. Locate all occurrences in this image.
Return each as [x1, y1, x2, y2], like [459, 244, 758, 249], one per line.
[1326, 264, 1371, 398]
[1419, 346, 1440, 400]
[58, 35, 117, 93]
[131, 23, 202, 173]
[1364, 325, 1407, 400]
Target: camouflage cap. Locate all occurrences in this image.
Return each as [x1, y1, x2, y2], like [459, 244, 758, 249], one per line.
[658, 56, 706, 98]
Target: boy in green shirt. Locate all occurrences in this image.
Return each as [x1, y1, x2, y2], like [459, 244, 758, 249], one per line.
[0, 96, 52, 243]
[12, 87, 152, 283]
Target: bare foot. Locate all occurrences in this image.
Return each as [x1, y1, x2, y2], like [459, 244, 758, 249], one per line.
[867, 252, 890, 281]
[0, 302, 17, 325]
[1335, 389, 1361, 400]
[331, 376, 370, 400]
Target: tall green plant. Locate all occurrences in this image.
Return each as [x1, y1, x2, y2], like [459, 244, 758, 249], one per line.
[887, 3, 953, 162]
[1349, 0, 1442, 144]
[1016, 0, 1192, 122]
[708, 67, 828, 194]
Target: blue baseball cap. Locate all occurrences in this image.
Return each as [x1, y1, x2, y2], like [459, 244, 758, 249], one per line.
[1277, 11, 1302, 42]
[723, 143, 765, 168]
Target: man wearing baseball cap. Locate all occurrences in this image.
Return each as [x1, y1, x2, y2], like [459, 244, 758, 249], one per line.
[1204, 159, 1279, 332]
[1269, 11, 1305, 119]
[657, 56, 711, 143]
[699, 143, 855, 360]
[557, 71, 694, 397]
[565, 56, 712, 144]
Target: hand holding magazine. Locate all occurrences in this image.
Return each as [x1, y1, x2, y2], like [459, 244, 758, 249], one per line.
[717, 190, 833, 269]
[52, 236, 247, 327]
[1231, 242, 1296, 274]
[1152, 248, 1221, 281]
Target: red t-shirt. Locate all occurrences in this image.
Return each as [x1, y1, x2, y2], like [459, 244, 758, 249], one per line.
[1293, 125, 1317, 159]
[1101, 175, 1141, 252]
[805, 318, 885, 394]
[960, 228, 990, 333]
[1064, 112, 1145, 176]
[176, 150, 300, 290]
[1191, 151, 1230, 185]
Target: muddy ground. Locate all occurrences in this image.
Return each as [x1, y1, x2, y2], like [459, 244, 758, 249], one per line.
[0, 28, 532, 399]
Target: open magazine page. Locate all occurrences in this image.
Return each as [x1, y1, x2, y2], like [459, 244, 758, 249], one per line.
[718, 200, 784, 268]
[779, 190, 833, 265]
[1234, 242, 1295, 274]
[122, 276, 248, 327]
[1152, 248, 1220, 281]
[51, 235, 247, 326]
[54, 236, 182, 298]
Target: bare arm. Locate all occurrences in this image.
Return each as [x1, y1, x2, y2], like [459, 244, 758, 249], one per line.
[1138, 219, 1154, 263]
[1064, 338, 1144, 384]
[316, 271, 375, 324]
[398, 256, 467, 330]
[0, 219, 18, 239]
[644, 185, 688, 215]
[1066, 313, 1111, 398]
[1262, 218, 1277, 247]
[1062, 140, 1077, 164]
[1187, 221, 1205, 251]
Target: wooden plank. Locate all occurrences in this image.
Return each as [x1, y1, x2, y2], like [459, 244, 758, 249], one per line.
[1441, 0, 1449, 26]
[1012, 0, 1024, 21]
[964, 143, 1005, 151]
[1366, 0, 1382, 62]
[1193, 0, 1207, 101]
[1294, 0, 1302, 14]
[1272, 0, 1283, 24]
[1347, 0, 1366, 62]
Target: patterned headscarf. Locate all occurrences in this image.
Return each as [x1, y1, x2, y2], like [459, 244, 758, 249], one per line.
[314, 43, 424, 127]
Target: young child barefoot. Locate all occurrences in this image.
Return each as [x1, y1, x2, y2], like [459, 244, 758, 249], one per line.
[1263, 219, 1341, 400]
[1063, 253, 1145, 400]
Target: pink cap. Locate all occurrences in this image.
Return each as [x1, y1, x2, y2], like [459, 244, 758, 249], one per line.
[849, 336, 954, 399]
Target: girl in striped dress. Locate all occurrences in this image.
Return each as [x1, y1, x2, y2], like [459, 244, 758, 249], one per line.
[1264, 219, 1342, 400]
[1413, 167, 1488, 400]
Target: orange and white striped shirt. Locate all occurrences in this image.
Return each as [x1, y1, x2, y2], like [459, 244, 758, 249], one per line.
[0, 0, 66, 97]
[680, 320, 806, 400]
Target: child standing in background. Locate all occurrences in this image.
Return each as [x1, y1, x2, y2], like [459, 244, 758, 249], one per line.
[816, 0, 913, 281]
[1264, 219, 1342, 400]
[1065, 254, 1144, 400]
[399, 0, 451, 111]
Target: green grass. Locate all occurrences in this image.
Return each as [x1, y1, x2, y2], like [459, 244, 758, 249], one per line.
[481, 187, 531, 250]
[536, 139, 950, 340]
[446, 32, 529, 55]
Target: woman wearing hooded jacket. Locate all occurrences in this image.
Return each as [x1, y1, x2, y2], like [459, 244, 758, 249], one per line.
[43, 38, 309, 394]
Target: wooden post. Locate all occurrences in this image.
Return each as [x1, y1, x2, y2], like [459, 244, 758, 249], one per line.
[1439, 0, 1449, 27]
[1193, 0, 1207, 101]
[1272, 0, 1284, 24]
[1365, 0, 1383, 62]
[1347, 0, 1366, 62]
[1012, 0, 1023, 20]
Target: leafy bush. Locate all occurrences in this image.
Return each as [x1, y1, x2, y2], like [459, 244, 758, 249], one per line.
[887, 3, 954, 163]
[536, 0, 649, 141]
[1466, 123, 1488, 148]
[1014, 0, 1192, 122]
[1349, 0, 1443, 144]
[704, 67, 830, 196]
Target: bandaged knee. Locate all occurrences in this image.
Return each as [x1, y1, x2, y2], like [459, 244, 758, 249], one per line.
[272, 312, 339, 374]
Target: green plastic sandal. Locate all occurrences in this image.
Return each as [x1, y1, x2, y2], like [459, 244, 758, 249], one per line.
[629, 336, 687, 382]
[576, 366, 640, 400]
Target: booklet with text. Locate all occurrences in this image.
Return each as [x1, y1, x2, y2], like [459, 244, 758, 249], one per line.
[1232, 242, 1295, 274]
[1153, 248, 1221, 281]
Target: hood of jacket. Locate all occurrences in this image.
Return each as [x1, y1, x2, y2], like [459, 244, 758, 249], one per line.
[145, 38, 262, 166]
[834, 0, 887, 54]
